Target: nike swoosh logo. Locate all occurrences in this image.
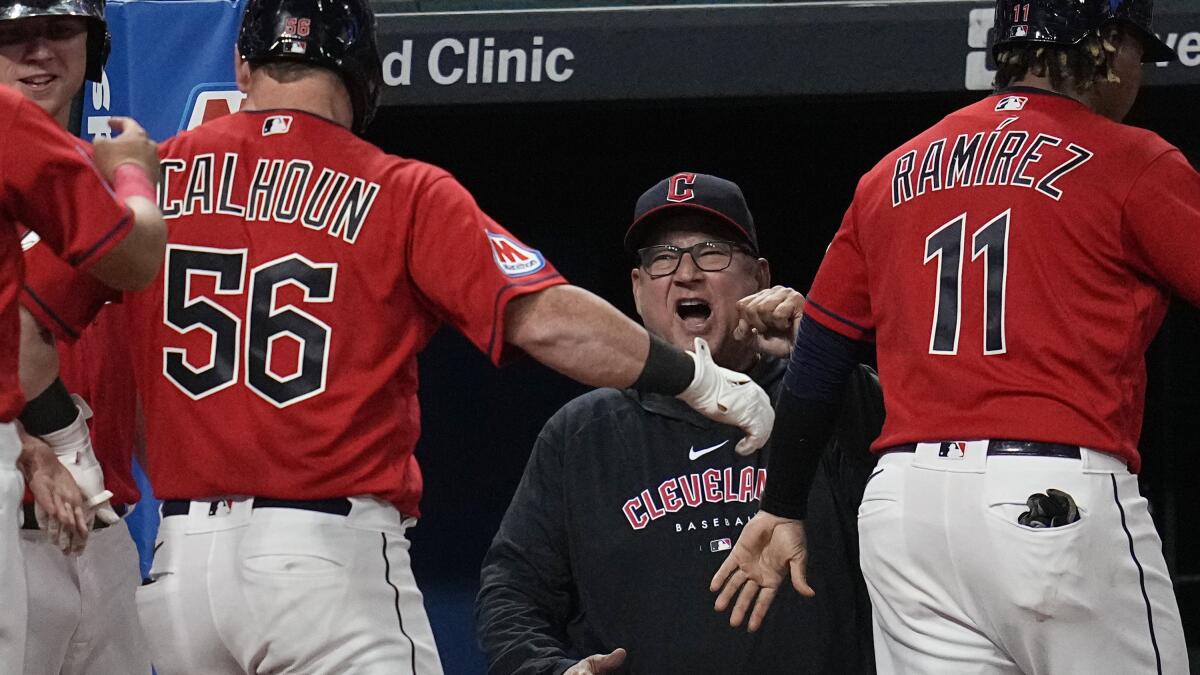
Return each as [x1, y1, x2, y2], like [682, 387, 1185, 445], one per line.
[689, 440, 729, 461]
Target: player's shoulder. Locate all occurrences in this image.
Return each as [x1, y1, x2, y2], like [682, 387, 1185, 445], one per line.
[856, 106, 968, 190]
[1096, 116, 1179, 164]
[160, 110, 452, 181]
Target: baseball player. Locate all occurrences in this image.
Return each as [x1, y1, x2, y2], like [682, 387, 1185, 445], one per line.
[34, 0, 774, 672]
[0, 77, 164, 675]
[0, 2, 154, 672]
[711, 0, 1195, 672]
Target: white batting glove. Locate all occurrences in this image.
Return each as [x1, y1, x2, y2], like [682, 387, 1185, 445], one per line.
[676, 338, 775, 455]
[39, 396, 121, 528]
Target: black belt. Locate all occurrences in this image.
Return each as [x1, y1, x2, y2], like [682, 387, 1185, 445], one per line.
[161, 497, 352, 518]
[884, 440, 1081, 460]
[21, 502, 127, 531]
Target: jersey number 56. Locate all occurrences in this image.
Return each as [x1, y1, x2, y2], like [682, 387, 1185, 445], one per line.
[162, 244, 336, 408]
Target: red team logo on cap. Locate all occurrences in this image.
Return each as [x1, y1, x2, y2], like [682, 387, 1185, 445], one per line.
[666, 172, 697, 203]
[486, 231, 546, 277]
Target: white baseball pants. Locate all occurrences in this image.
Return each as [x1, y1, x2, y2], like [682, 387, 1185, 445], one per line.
[859, 442, 1188, 674]
[137, 495, 443, 675]
[21, 518, 151, 675]
[0, 422, 25, 674]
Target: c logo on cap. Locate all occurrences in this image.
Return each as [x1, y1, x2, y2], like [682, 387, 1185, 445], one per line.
[666, 172, 697, 203]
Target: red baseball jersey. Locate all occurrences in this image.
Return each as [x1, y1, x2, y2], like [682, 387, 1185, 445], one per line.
[22, 232, 118, 342]
[0, 86, 133, 421]
[20, 149, 138, 507]
[807, 88, 1200, 472]
[17, 301, 141, 507]
[51, 110, 564, 515]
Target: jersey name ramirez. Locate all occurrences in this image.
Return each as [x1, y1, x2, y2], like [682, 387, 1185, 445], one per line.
[621, 467, 766, 530]
[158, 153, 381, 244]
[891, 128, 1094, 207]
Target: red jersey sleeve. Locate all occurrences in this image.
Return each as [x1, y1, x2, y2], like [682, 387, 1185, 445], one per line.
[20, 235, 119, 343]
[806, 199, 874, 341]
[0, 97, 132, 269]
[408, 175, 565, 364]
[1123, 149, 1200, 306]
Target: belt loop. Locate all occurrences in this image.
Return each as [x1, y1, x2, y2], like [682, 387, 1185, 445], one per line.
[1080, 448, 1128, 474]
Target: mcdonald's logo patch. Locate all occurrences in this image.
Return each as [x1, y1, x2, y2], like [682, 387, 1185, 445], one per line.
[486, 231, 546, 277]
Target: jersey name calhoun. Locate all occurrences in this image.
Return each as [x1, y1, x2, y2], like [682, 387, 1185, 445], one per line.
[38, 110, 565, 515]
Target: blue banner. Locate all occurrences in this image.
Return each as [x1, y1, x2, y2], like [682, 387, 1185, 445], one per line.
[84, 0, 245, 143]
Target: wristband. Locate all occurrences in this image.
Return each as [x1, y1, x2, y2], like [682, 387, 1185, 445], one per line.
[631, 334, 694, 396]
[19, 378, 77, 436]
[113, 163, 155, 204]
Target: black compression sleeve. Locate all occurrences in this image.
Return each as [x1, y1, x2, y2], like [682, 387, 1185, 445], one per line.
[783, 314, 865, 401]
[760, 315, 866, 519]
[19, 378, 77, 436]
[760, 389, 839, 519]
[631, 333, 694, 396]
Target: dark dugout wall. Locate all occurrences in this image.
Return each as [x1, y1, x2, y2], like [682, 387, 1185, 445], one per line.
[364, 2, 1200, 671]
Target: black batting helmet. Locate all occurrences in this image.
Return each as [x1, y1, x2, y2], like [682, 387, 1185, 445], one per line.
[0, 0, 110, 81]
[993, 0, 1176, 63]
[237, 0, 382, 134]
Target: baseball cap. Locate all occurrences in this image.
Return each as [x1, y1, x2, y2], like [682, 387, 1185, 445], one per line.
[625, 172, 758, 254]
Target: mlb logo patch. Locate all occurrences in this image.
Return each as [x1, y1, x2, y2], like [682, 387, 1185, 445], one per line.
[938, 442, 968, 460]
[710, 538, 732, 553]
[1013, 25, 1029, 37]
[994, 96, 1027, 112]
[287, 40, 308, 55]
[262, 115, 294, 137]
[486, 231, 546, 277]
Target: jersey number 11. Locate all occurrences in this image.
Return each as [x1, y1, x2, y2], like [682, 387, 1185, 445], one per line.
[923, 209, 1010, 356]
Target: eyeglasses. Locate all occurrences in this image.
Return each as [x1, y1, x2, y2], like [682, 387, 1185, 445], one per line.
[637, 241, 748, 278]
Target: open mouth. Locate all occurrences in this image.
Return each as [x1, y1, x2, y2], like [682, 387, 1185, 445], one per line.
[675, 299, 712, 326]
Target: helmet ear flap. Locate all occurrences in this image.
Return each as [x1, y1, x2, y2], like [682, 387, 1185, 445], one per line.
[85, 21, 110, 82]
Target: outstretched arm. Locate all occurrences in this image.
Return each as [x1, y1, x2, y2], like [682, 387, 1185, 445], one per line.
[504, 284, 654, 390]
[505, 285, 774, 455]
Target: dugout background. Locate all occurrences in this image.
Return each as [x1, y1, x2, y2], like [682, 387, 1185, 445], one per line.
[377, 86, 1200, 672]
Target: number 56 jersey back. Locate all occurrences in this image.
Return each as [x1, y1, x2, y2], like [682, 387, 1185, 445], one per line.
[805, 89, 1200, 472]
[71, 110, 563, 515]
